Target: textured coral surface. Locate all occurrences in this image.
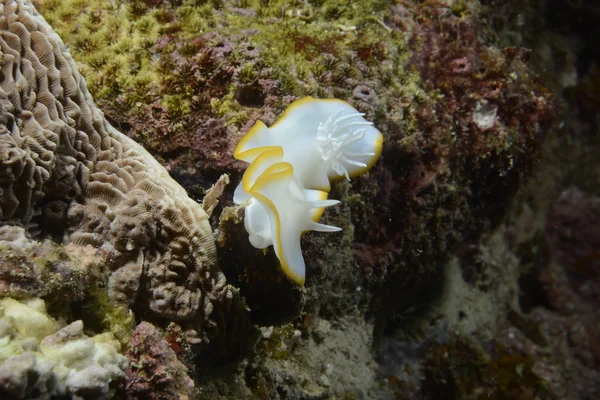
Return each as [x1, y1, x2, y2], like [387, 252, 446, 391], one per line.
[124, 322, 195, 400]
[0, 0, 247, 350]
[2, 0, 597, 399]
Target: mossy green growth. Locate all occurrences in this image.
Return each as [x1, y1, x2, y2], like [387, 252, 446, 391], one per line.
[80, 286, 136, 346]
[38, 0, 421, 144]
[40, 0, 162, 107]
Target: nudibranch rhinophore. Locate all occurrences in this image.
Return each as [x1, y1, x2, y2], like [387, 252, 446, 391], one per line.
[234, 97, 383, 285]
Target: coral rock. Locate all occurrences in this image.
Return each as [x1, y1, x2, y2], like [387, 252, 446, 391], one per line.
[0, 226, 99, 302]
[125, 322, 195, 400]
[0, 0, 247, 346]
[0, 298, 128, 400]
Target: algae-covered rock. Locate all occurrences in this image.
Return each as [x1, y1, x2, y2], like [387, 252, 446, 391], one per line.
[124, 322, 195, 400]
[0, 224, 136, 346]
[1, 0, 582, 399]
[0, 226, 99, 304]
[36, 0, 555, 327]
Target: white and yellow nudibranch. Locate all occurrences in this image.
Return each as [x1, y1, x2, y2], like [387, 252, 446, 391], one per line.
[234, 97, 383, 285]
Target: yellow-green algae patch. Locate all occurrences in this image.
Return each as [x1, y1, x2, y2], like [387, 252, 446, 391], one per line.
[81, 286, 136, 347]
[0, 236, 134, 346]
[39, 0, 163, 110]
[37, 0, 420, 144]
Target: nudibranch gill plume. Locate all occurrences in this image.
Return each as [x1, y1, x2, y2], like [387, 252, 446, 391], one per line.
[233, 97, 383, 285]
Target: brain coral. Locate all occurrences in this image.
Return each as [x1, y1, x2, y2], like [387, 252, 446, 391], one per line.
[0, 0, 247, 347]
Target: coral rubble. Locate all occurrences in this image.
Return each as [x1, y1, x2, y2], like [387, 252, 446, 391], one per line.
[0, 297, 128, 400]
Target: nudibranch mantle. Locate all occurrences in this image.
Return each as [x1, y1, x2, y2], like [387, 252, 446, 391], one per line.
[234, 97, 383, 192]
[233, 97, 383, 285]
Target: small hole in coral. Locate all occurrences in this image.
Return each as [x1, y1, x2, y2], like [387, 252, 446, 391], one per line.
[518, 267, 552, 313]
[235, 85, 264, 108]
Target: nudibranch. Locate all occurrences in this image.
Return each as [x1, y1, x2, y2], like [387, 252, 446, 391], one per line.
[234, 97, 383, 285]
[234, 97, 384, 191]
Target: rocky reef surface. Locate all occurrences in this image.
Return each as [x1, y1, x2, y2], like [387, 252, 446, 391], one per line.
[0, 296, 128, 399]
[37, 0, 557, 327]
[1, 0, 596, 398]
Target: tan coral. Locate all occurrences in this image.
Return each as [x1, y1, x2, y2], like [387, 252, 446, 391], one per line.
[0, 0, 247, 346]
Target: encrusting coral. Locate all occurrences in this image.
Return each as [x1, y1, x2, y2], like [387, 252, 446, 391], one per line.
[0, 225, 95, 304]
[0, 297, 128, 400]
[233, 97, 383, 285]
[124, 322, 195, 400]
[0, 0, 247, 348]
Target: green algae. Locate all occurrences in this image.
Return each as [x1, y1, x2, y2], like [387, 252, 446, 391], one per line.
[0, 239, 134, 346]
[80, 286, 136, 346]
[38, 0, 419, 137]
